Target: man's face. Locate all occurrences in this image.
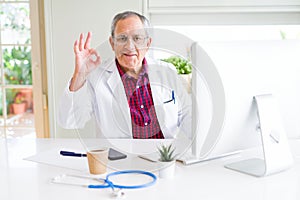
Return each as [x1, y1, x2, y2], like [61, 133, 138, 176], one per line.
[109, 16, 152, 72]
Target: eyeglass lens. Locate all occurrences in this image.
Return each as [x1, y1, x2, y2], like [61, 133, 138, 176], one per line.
[114, 34, 148, 46]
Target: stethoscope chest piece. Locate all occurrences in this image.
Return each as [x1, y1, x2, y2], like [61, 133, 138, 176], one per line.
[111, 188, 125, 198]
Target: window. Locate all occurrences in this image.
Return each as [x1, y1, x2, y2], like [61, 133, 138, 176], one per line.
[0, 0, 35, 138]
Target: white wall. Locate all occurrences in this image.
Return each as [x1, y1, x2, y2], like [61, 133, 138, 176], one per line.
[146, 0, 300, 25]
[44, 0, 143, 137]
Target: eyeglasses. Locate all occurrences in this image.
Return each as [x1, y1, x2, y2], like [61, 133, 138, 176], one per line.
[114, 34, 148, 47]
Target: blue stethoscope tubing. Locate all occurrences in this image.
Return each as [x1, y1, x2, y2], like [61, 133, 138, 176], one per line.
[87, 170, 157, 189]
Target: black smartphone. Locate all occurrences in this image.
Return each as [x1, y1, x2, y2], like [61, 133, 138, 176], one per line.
[108, 148, 127, 160]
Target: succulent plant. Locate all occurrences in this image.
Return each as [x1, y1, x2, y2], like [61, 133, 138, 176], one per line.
[157, 144, 176, 162]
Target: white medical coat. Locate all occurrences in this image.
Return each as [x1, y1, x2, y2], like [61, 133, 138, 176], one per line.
[58, 58, 192, 139]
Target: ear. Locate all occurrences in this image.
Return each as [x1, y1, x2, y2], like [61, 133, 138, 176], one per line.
[144, 37, 152, 52]
[109, 36, 115, 51]
[146, 37, 152, 48]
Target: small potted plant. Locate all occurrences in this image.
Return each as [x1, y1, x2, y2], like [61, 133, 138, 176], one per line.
[11, 92, 26, 114]
[157, 143, 177, 178]
[161, 56, 192, 93]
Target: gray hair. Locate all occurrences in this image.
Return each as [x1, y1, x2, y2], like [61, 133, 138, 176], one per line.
[110, 11, 151, 37]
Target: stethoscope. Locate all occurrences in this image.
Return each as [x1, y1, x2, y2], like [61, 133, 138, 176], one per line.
[51, 170, 157, 198]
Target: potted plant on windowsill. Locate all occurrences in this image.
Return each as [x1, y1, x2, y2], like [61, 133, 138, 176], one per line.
[157, 143, 177, 179]
[12, 92, 26, 114]
[161, 56, 192, 93]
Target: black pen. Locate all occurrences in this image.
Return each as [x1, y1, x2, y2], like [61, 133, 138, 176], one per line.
[60, 150, 87, 157]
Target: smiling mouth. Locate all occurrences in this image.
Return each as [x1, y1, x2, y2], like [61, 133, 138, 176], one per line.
[123, 53, 137, 57]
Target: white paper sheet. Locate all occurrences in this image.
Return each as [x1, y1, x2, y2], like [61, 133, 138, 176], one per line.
[24, 147, 89, 172]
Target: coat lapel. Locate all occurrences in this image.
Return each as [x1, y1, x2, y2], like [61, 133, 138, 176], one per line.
[106, 62, 132, 137]
[148, 61, 179, 138]
[148, 63, 169, 135]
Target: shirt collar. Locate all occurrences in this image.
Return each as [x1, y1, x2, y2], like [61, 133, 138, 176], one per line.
[116, 58, 148, 81]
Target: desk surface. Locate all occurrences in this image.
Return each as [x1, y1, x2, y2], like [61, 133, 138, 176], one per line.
[1, 138, 300, 200]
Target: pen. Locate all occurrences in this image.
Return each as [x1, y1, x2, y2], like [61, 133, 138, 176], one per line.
[60, 151, 87, 157]
[163, 90, 175, 104]
[172, 90, 175, 104]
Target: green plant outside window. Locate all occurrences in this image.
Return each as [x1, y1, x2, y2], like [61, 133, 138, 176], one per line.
[3, 43, 32, 85]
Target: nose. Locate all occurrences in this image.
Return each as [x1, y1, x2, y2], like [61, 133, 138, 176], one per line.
[124, 37, 135, 49]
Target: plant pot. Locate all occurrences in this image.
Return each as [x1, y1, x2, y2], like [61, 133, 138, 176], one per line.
[12, 103, 26, 114]
[158, 160, 176, 179]
[179, 74, 192, 93]
[20, 88, 33, 110]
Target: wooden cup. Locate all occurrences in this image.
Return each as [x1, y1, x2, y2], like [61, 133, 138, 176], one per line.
[87, 148, 109, 175]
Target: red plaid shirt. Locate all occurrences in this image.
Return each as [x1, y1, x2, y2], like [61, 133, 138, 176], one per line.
[116, 59, 164, 139]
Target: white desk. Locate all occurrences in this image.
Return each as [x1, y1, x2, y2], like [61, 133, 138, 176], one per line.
[1, 138, 300, 200]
